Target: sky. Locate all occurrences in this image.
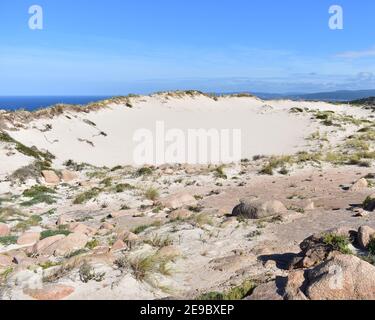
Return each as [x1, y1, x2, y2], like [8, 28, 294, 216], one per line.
[0, 0, 375, 95]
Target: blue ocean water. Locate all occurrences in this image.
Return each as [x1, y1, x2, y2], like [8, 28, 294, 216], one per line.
[0, 96, 112, 111]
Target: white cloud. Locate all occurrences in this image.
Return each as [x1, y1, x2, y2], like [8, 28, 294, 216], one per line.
[336, 47, 375, 59]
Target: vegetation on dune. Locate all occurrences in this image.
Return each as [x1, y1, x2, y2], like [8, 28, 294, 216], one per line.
[144, 187, 159, 201]
[73, 187, 103, 204]
[0, 131, 55, 162]
[14, 215, 42, 231]
[21, 185, 57, 206]
[0, 235, 17, 246]
[134, 166, 154, 177]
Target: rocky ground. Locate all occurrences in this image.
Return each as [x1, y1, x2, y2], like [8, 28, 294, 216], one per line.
[1, 92, 375, 300]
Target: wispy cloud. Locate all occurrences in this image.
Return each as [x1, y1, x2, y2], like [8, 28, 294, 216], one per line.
[336, 47, 375, 59]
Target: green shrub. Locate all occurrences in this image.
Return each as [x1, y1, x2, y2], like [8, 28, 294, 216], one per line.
[323, 233, 352, 254]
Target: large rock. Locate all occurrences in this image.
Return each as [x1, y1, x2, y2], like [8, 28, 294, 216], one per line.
[23, 284, 75, 300]
[232, 199, 287, 219]
[51, 233, 88, 257]
[42, 170, 60, 185]
[306, 253, 375, 300]
[156, 245, 181, 258]
[17, 232, 40, 246]
[350, 178, 368, 191]
[0, 223, 10, 236]
[168, 209, 192, 220]
[61, 170, 78, 182]
[159, 192, 197, 210]
[284, 270, 308, 300]
[68, 222, 97, 237]
[245, 281, 284, 300]
[358, 226, 375, 250]
[110, 239, 127, 252]
[30, 235, 66, 256]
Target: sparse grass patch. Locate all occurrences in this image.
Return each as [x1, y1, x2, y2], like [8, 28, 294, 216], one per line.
[197, 280, 256, 300]
[0, 207, 25, 222]
[73, 187, 102, 204]
[259, 155, 293, 175]
[214, 165, 227, 179]
[132, 221, 163, 234]
[127, 253, 176, 282]
[100, 177, 112, 187]
[40, 229, 71, 240]
[21, 185, 57, 206]
[144, 187, 159, 201]
[114, 183, 135, 193]
[0, 131, 55, 162]
[79, 261, 105, 283]
[14, 215, 42, 231]
[190, 213, 213, 227]
[135, 167, 153, 177]
[85, 239, 100, 250]
[144, 234, 173, 248]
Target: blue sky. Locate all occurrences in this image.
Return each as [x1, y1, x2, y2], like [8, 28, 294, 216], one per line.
[0, 0, 375, 95]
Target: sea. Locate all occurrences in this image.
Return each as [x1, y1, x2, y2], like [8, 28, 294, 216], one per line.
[0, 96, 112, 111]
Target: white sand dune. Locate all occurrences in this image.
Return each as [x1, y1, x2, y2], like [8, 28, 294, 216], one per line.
[2, 93, 365, 168]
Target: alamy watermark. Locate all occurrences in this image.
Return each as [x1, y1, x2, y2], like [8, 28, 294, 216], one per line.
[28, 5, 43, 30]
[329, 5, 343, 30]
[133, 121, 242, 165]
